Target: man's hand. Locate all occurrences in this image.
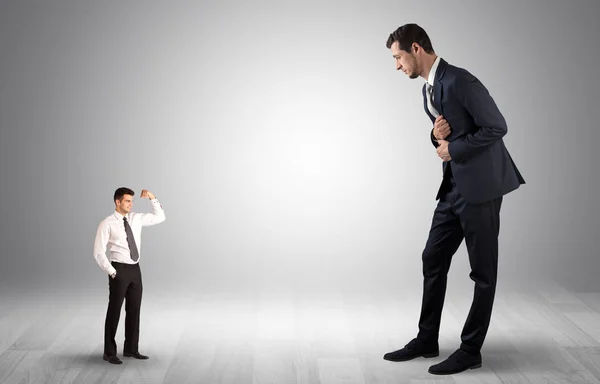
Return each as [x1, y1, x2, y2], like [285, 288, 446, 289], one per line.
[433, 115, 451, 140]
[140, 189, 155, 200]
[436, 140, 452, 162]
[110, 271, 116, 279]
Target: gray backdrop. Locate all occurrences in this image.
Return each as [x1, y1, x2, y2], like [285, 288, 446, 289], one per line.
[1, 0, 598, 295]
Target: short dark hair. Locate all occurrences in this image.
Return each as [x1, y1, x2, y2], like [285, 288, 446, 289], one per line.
[386, 23, 434, 54]
[114, 187, 134, 203]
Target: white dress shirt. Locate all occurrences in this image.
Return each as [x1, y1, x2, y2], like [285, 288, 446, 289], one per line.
[94, 199, 166, 275]
[426, 55, 442, 117]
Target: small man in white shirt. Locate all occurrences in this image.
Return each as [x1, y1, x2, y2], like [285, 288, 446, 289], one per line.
[93, 187, 165, 364]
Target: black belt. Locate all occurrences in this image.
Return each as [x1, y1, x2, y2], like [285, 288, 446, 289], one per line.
[111, 261, 139, 268]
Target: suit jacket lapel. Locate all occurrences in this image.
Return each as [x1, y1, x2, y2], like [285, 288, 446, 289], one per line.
[433, 81, 443, 115]
[433, 59, 448, 116]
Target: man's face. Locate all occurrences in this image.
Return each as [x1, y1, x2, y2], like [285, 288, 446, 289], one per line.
[116, 194, 133, 213]
[391, 41, 419, 79]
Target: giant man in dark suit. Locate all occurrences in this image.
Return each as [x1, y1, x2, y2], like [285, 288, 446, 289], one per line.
[383, 23, 525, 375]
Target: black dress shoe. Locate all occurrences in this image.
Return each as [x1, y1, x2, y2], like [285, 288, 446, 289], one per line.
[383, 338, 439, 362]
[428, 348, 482, 375]
[123, 352, 149, 360]
[103, 354, 123, 364]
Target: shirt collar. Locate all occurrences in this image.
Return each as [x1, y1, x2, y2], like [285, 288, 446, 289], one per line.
[113, 210, 127, 220]
[427, 56, 441, 87]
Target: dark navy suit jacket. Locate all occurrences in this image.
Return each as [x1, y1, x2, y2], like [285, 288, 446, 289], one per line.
[424, 58, 525, 204]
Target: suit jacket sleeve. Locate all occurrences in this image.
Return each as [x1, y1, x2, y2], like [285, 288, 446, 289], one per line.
[447, 73, 507, 162]
[430, 128, 439, 148]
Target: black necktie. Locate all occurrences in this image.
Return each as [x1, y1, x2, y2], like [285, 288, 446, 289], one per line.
[123, 217, 139, 262]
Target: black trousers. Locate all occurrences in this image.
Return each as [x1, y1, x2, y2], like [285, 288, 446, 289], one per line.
[417, 166, 502, 354]
[104, 262, 143, 356]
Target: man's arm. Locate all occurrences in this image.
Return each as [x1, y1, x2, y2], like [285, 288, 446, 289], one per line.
[138, 189, 166, 227]
[447, 73, 507, 162]
[93, 221, 116, 276]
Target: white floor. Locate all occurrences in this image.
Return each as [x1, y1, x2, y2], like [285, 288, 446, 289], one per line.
[1, 282, 600, 383]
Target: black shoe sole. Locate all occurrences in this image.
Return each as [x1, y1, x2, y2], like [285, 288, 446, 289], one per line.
[428, 362, 482, 375]
[123, 353, 149, 359]
[383, 351, 439, 362]
[102, 355, 123, 364]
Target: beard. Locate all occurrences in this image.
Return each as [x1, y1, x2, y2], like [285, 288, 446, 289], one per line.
[407, 54, 419, 79]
